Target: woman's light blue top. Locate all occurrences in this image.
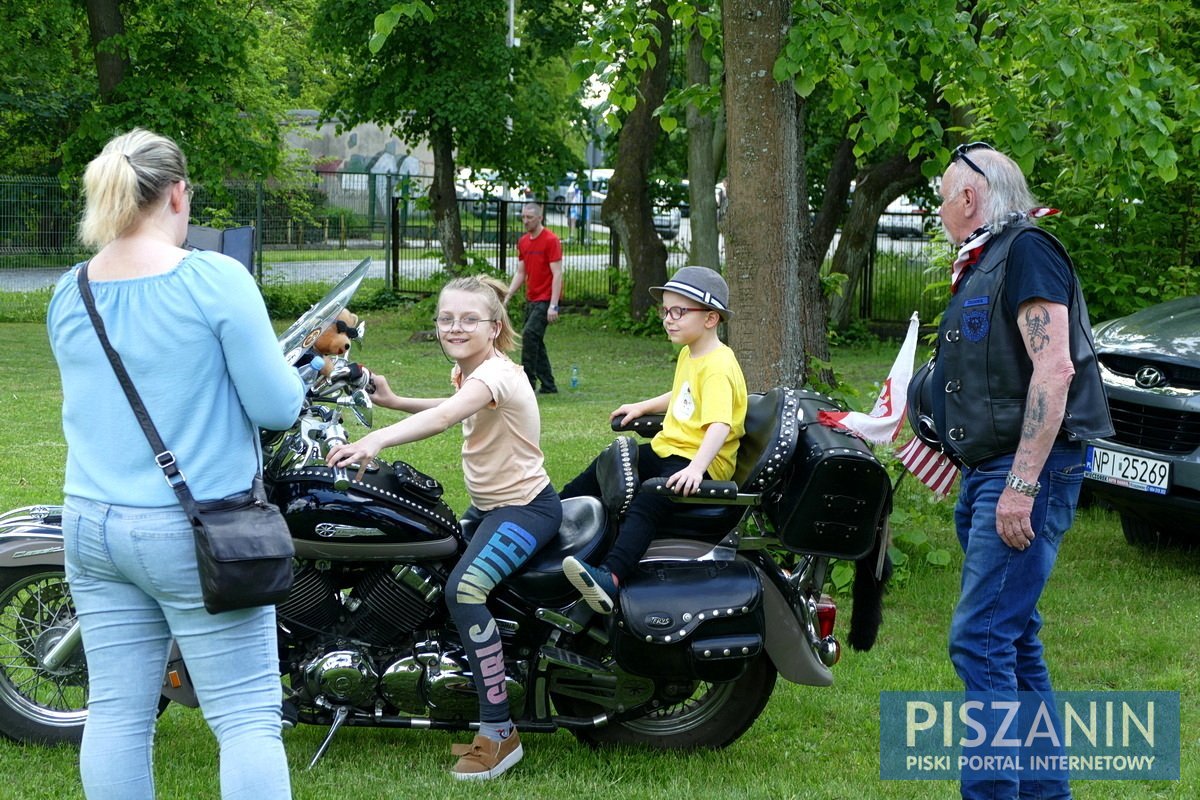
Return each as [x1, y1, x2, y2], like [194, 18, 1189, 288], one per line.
[48, 250, 305, 506]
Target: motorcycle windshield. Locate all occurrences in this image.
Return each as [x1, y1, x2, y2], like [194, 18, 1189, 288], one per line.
[276, 258, 372, 365]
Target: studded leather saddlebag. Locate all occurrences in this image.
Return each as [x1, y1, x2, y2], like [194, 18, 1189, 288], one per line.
[762, 392, 892, 560]
[611, 559, 764, 682]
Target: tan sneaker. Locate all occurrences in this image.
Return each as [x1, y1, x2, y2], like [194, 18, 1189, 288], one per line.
[450, 731, 523, 780]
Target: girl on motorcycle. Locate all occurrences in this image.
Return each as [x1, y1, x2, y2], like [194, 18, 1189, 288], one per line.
[326, 275, 561, 781]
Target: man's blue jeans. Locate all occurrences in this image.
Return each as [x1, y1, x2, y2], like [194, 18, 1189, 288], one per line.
[949, 444, 1084, 800]
[63, 497, 291, 800]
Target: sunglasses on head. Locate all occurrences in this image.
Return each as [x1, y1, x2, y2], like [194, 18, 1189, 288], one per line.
[952, 141, 996, 180]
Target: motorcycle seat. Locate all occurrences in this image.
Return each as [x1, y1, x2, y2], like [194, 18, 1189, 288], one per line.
[462, 496, 608, 605]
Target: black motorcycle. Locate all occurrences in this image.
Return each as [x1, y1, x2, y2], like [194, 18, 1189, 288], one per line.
[0, 258, 893, 765]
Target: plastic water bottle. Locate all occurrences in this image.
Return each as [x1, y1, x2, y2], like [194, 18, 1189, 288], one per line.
[297, 356, 325, 387]
[570, 365, 580, 389]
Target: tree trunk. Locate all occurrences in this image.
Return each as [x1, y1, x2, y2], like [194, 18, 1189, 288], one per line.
[827, 154, 927, 328]
[794, 97, 833, 387]
[428, 126, 467, 271]
[84, 0, 128, 101]
[686, 16, 720, 269]
[722, 0, 809, 390]
[600, 0, 672, 321]
[810, 138, 856, 262]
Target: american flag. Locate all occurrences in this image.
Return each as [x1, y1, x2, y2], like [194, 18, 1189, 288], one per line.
[895, 436, 959, 495]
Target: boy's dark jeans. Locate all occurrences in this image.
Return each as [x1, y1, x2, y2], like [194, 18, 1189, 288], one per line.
[560, 442, 695, 578]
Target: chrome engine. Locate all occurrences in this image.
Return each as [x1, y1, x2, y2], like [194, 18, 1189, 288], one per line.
[283, 561, 527, 719]
[299, 642, 527, 721]
[278, 563, 442, 646]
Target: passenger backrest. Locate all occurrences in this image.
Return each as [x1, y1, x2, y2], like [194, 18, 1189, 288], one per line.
[731, 387, 801, 492]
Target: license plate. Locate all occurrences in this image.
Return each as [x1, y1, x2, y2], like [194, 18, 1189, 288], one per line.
[1085, 445, 1170, 495]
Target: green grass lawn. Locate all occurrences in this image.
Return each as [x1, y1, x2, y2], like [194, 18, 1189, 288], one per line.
[0, 309, 1194, 798]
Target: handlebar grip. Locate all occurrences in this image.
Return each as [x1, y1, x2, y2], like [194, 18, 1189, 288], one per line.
[324, 434, 352, 490]
[331, 467, 351, 491]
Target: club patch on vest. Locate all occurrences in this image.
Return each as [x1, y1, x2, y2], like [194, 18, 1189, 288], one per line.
[962, 309, 989, 342]
[963, 295, 989, 308]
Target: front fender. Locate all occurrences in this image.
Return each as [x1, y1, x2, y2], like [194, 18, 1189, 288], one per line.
[641, 539, 833, 687]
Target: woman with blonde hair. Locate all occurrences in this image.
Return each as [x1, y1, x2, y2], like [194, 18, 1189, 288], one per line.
[48, 128, 302, 799]
[327, 275, 561, 780]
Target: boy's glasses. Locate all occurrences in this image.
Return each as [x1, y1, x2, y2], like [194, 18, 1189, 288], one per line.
[658, 306, 707, 321]
[951, 142, 995, 181]
[435, 315, 494, 332]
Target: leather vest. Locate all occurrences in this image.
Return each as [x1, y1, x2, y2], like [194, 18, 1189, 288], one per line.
[932, 221, 1114, 467]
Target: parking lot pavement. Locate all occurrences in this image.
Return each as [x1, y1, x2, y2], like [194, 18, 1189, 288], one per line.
[0, 268, 71, 292]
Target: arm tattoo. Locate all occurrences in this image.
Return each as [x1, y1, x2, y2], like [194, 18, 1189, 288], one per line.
[1022, 385, 1047, 438]
[1024, 306, 1051, 353]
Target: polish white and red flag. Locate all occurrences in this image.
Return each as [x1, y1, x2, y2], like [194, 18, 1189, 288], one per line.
[818, 311, 920, 445]
[817, 310, 959, 495]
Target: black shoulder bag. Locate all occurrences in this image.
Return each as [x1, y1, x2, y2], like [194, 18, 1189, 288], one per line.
[77, 263, 295, 614]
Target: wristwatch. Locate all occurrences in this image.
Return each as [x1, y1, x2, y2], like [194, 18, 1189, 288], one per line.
[1005, 471, 1041, 497]
[549, 304, 559, 312]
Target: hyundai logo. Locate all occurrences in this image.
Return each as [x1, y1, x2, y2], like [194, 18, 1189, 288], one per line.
[1135, 365, 1166, 389]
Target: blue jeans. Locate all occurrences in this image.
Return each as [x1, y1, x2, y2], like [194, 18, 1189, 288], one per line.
[63, 497, 291, 800]
[949, 445, 1083, 800]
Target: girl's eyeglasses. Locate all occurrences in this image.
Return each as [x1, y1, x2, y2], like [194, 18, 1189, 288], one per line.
[435, 316, 495, 332]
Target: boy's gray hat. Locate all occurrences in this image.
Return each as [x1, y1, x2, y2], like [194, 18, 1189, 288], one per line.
[649, 265, 734, 319]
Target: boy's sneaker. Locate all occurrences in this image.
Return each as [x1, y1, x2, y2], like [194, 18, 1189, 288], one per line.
[450, 731, 523, 780]
[562, 556, 617, 615]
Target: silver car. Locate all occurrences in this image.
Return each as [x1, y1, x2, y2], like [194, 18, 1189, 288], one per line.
[1083, 295, 1200, 546]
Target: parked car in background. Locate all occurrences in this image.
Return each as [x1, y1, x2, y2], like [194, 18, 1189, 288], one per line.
[876, 196, 932, 239]
[1082, 296, 1200, 546]
[652, 206, 682, 240]
[672, 179, 725, 219]
[547, 173, 577, 211]
[455, 168, 526, 218]
[585, 169, 680, 241]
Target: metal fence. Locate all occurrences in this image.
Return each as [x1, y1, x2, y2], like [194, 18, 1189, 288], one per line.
[0, 172, 937, 323]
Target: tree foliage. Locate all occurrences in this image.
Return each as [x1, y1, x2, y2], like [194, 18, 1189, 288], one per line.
[0, 0, 320, 186]
[778, 0, 1200, 324]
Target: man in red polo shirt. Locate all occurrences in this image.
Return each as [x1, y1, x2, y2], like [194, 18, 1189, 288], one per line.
[506, 202, 563, 394]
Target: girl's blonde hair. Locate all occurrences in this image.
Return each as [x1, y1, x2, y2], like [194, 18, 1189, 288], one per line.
[440, 275, 520, 353]
[78, 128, 189, 249]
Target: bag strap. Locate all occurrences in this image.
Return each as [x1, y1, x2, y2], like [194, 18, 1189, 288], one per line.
[76, 262, 201, 518]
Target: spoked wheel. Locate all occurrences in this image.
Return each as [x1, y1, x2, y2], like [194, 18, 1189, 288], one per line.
[568, 654, 777, 750]
[0, 567, 88, 744]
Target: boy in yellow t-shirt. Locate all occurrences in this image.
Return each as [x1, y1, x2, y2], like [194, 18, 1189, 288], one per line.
[562, 266, 748, 614]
